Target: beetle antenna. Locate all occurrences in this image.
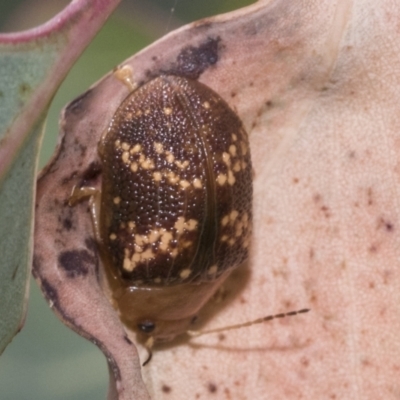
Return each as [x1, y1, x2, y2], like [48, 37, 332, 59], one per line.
[187, 308, 310, 337]
[142, 337, 154, 366]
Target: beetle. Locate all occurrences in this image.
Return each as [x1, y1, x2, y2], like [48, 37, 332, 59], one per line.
[70, 74, 253, 363]
[69, 72, 311, 365]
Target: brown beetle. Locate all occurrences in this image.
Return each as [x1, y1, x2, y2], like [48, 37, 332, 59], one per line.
[70, 75, 252, 362]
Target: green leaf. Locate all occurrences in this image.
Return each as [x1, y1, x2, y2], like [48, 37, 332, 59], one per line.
[0, 0, 121, 355]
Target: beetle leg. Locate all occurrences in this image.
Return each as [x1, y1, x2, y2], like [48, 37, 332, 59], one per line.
[68, 186, 102, 242]
[142, 336, 154, 367]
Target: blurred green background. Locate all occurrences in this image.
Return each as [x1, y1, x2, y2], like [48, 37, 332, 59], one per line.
[0, 1, 253, 399]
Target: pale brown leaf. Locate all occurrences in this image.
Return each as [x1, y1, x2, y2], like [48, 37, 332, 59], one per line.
[34, 0, 400, 398]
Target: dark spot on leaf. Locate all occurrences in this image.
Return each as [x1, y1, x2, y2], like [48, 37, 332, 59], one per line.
[386, 222, 394, 231]
[11, 263, 19, 280]
[369, 281, 375, 289]
[265, 100, 273, 108]
[65, 88, 93, 116]
[124, 335, 133, 345]
[300, 357, 310, 368]
[19, 82, 31, 96]
[367, 187, 373, 206]
[377, 217, 395, 232]
[61, 170, 78, 185]
[63, 217, 73, 230]
[208, 382, 217, 393]
[166, 37, 221, 79]
[58, 249, 94, 278]
[32, 256, 42, 276]
[162, 384, 172, 393]
[348, 151, 356, 159]
[41, 278, 59, 306]
[80, 161, 102, 186]
[313, 193, 322, 203]
[368, 244, 378, 253]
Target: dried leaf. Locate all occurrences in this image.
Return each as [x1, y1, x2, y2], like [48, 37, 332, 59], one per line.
[35, 0, 400, 398]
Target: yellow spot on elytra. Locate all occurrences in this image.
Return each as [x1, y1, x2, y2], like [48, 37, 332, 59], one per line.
[159, 231, 173, 251]
[135, 235, 145, 246]
[141, 248, 154, 261]
[232, 134, 237, 141]
[153, 172, 162, 181]
[229, 145, 237, 157]
[122, 151, 130, 164]
[222, 152, 231, 165]
[114, 139, 121, 148]
[182, 241, 193, 248]
[221, 235, 228, 242]
[175, 160, 189, 169]
[154, 277, 161, 284]
[128, 221, 136, 231]
[174, 217, 185, 233]
[121, 142, 130, 151]
[113, 197, 121, 205]
[180, 180, 190, 189]
[228, 170, 236, 185]
[145, 109, 151, 115]
[167, 172, 179, 184]
[109, 233, 117, 240]
[166, 152, 175, 163]
[233, 161, 241, 172]
[134, 244, 143, 253]
[241, 142, 248, 155]
[164, 107, 173, 115]
[130, 162, 138, 172]
[131, 144, 142, 154]
[148, 230, 161, 243]
[187, 219, 198, 231]
[241, 161, 247, 170]
[132, 253, 141, 263]
[139, 154, 145, 163]
[228, 238, 235, 246]
[208, 265, 218, 275]
[235, 222, 243, 237]
[174, 217, 198, 233]
[154, 142, 164, 154]
[136, 110, 142, 117]
[230, 210, 239, 221]
[203, 101, 210, 109]
[142, 158, 155, 169]
[217, 174, 227, 186]
[169, 249, 178, 258]
[221, 215, 229, 227]
[123, 257, 134, 272]
[180, 269, 191, 279]
[193, 178, 202, 189]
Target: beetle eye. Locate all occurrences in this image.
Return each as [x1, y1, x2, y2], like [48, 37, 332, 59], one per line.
[138, 320, 156, 333]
